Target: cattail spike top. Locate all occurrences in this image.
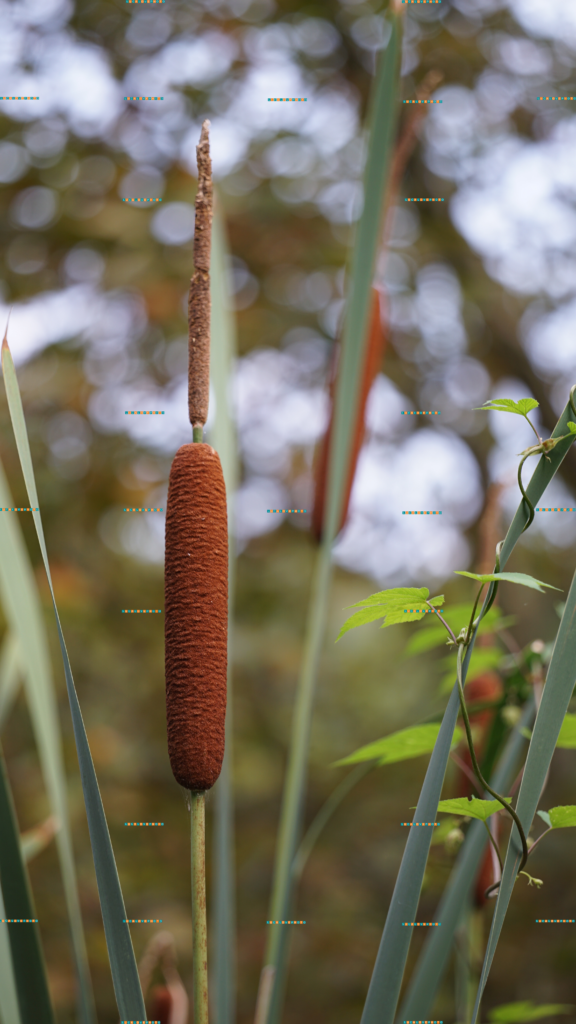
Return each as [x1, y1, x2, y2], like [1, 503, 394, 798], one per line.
[188, 120, 213, 430]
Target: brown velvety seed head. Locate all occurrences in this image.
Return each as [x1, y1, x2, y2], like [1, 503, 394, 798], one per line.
[165, 443, 228, 791]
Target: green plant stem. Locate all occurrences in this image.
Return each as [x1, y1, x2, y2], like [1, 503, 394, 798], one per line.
[425, 603, 457, 643]
[193, 425, 204, 443]
[524, 415, 542, 444]
[455, 646, 528, 882]
[191, 791, 209, 1024]
[525, 826, 552, 859]
[464, 540, 504, 644]
[465, 585, 488, 646]
[517, 453, 536, 534]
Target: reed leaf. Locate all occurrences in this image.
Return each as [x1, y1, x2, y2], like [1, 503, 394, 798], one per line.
[209, 192, 238, 1024]
[1, 334, 146, 1021]
[470, 568, 576, 1023]
[398, 699, 535, 1020]
[0, 631, 20, 730]
[0, 454, 97, 1024]
[0, 878, 22, 1024]
[258, 14, 403, 1024]
[359, 390, 576, 1024]
[0, 741, 54, 1022]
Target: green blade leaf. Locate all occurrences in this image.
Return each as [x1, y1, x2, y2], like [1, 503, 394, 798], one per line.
[470, 561, 576, 1023]
[208, 193, 238, 1024]
[454, 571, 562, 593]
[0, 630, 20, 730]
[547, 805, 576, 828]
[0, 744, 54, 1022]
[436, 797, 511, 823]
[555, 712, 576, 748]
[398, 699, 535, 1021]
[0, 879, 22, 1024]
[1, 332, 146, 1021]
[263, 15, 404, 1024]
[473, 398, 539, 417]
[0, 457, 96, 1024]
[488, 1002, 573, 1023]
[536, 809, 551, 827]
[337, 587, 444, 641]
[332, 724, 462, 768]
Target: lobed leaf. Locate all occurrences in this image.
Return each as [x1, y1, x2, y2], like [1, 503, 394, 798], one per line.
[333, 723, 462, 768]
[436, 796, 511, 823]
[548, 805, 576, 829]
[454, 571, 562, 594]
[473, 398, 539, 417]
[555, 712, 576, 748]
[337, 587, 444, 642]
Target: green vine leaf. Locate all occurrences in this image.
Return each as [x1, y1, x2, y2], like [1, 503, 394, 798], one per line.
[336, 587, 444, 642]
[453, 570, 562, 594]
[473, 398, 539, 418]
[547, 806, 576, 829]
[332, 722, 462, 767]
[435, 796, 511, 822]
[487, 1001, 574, 1023]
[556, 712, 576, 748]
[567, 421, 576, 434]
[524, 713, 576, 749]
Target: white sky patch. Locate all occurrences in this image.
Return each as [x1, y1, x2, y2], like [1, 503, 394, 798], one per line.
[506, 0, 576, 48]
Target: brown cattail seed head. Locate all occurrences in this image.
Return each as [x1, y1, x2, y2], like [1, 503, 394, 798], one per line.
[188, 119, 213, 429]
[165, 443, 228, 791]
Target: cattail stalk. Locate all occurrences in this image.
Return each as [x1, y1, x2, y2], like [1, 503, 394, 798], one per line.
[191, 791, 209, 1024]
[165, 120, 226, 1024]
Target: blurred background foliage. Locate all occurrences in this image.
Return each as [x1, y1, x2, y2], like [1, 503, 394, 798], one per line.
[1, 0, 576, 1020]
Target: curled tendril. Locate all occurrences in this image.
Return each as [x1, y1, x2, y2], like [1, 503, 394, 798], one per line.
[455, 644, 529, 898]
[518, 387, 576, 535]
[518, 453, 536, 535]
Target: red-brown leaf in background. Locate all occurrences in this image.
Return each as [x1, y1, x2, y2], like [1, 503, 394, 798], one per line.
[312, 287, 387, 542]
[148, 985, 173, 1024]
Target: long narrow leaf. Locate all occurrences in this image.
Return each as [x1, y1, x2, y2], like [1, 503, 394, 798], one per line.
[1, 334, 146, 1021]
[359, 390, 576, 1024]
[209, 191, 238, 1024]
[470, 567, 576, 1023]
[260, 14, 403, 1024]
[0, 458, 97, 1024]
[0, 877, 22, 1024]
[0, 742, 54, 1022]
[398, 699, 535, 1020]
[0, 631, 20, 730]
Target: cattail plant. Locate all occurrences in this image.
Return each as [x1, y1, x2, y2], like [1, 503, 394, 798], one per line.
[164, 120, 228, 1024]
